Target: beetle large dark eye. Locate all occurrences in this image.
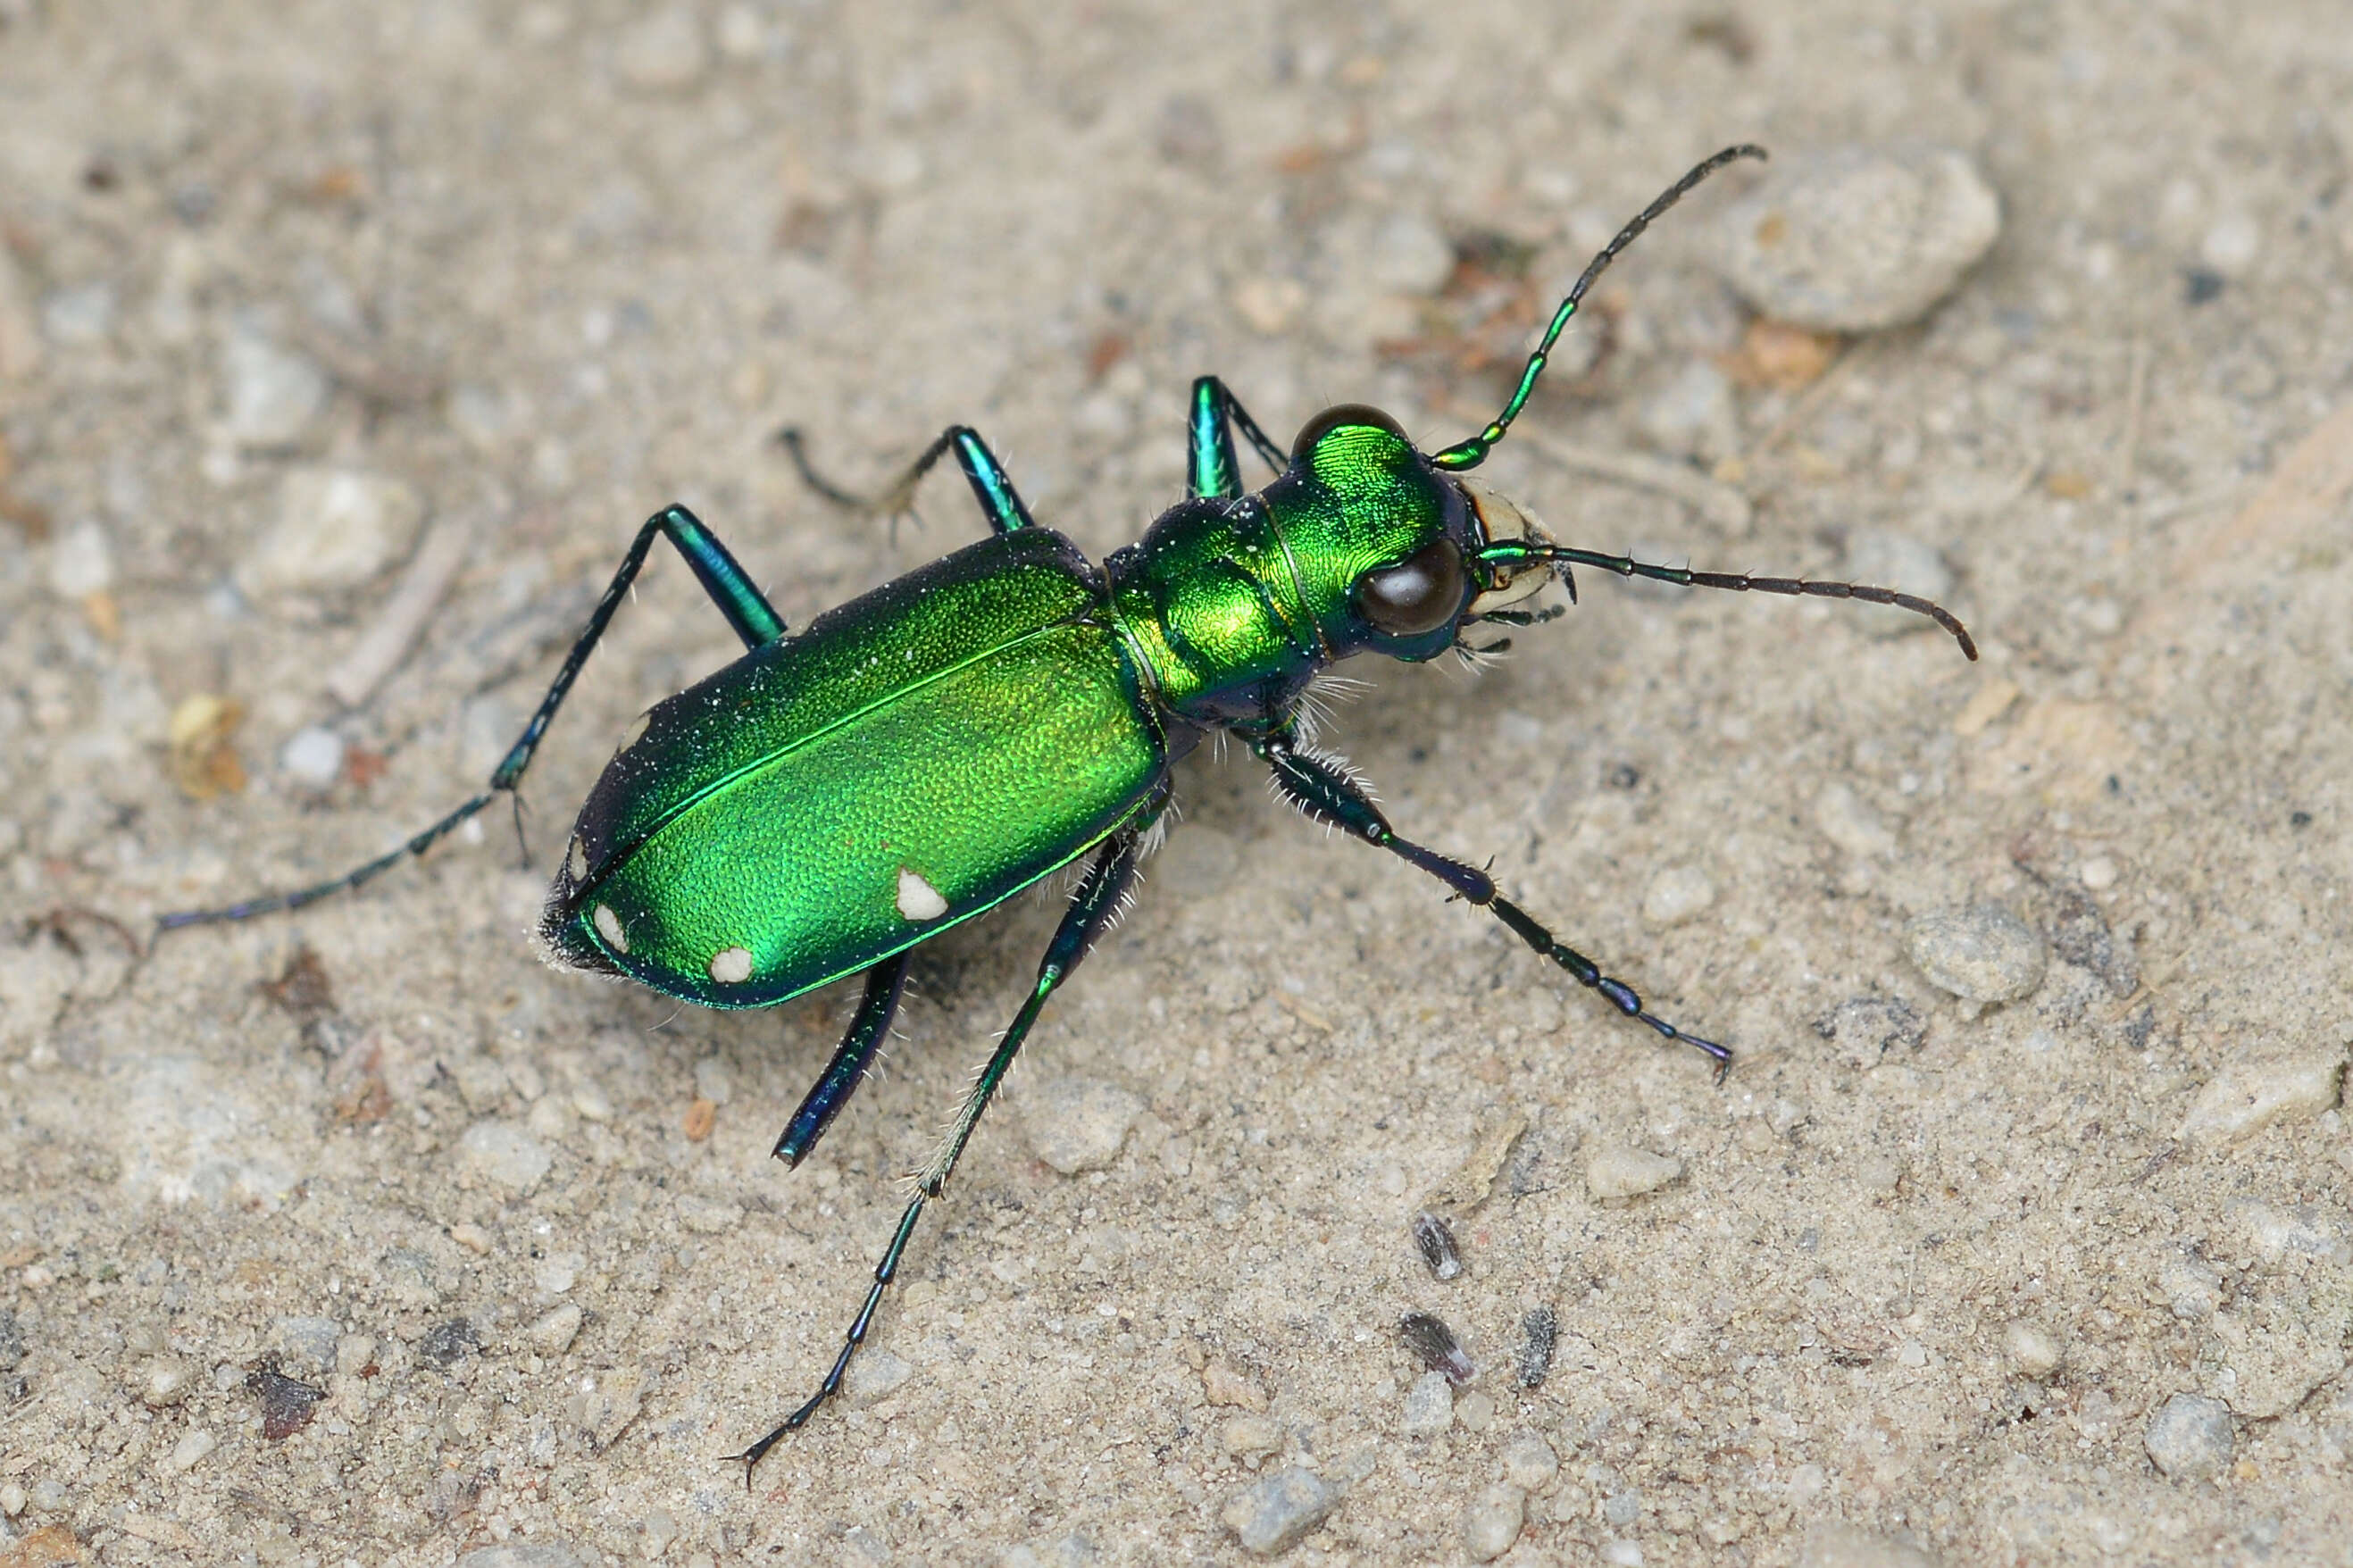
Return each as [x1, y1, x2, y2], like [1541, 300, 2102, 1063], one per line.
[1354, 538, 1465, 637]
[1291, 403, 1408, 461]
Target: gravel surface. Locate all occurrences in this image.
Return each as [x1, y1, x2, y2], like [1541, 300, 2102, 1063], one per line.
[4, 2, 2351, 1564]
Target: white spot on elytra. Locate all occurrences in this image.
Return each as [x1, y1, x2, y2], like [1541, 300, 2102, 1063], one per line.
[592, 903, 629, 954]
[566, 837, 588, 883]
[708, 946, 753, 985]
[896, 867, 947, 922]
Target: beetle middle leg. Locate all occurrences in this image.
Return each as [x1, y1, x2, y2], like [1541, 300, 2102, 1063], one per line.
[771, 952, 911, 1168]
[157, 504, 783, 930]
[779, 423, 1037, 536]
[730, 802, 1156, 1475]
[1254, 733, 1731, 1078]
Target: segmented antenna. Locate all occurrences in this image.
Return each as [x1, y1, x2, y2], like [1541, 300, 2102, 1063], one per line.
[1430, 145, 1766, 472]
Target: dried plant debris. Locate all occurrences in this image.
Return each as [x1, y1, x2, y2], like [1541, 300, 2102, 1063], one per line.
[1398, 1312, 1475, 1387]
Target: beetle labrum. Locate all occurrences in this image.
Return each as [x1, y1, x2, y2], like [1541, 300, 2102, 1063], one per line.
[163, 144, 1975, 1472]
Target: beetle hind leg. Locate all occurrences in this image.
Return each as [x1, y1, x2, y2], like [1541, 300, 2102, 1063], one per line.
[772, 953, 912, 1169]
[728, 813, 1154, 1477]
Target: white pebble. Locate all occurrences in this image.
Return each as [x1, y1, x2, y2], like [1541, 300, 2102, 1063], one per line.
[1020, 1075, 1141, 1175]
[458, 1120, 553, 1192]
[1716, 145, 2002, 331]
[42, 281, 115, 345]
[2177, 1049, 2348, 1144]
[1500, 1431, 1558, 1491]
[141, 1356, 194, 1407]
[2079, 855, 2118, 890]
[845, 1347, 913, 1402]
[1587, 1144, 1684, 1200]
[280, 726, 346, 789]
[526, 1303, 583, 1355]
[1640, 864, 1715, 927]
[2004, 1320, 2063, 1378]
[244, 468, 426, 596]
[1798, 1521, 1938, 1567]
[1905, 904, 2046, 1003]
[46, 519, 115, 599]
[2144, 1392, 2233, 1478]
[2199, 213, 2261, 278]
[1815, 783, 1897, 858]
[1461, 1484, 1526, 1561]
[1221, 1413, 1281, 1457]
[221, 333, 330, 446]
[163, 1427, 218, 1474]
[1400, 1369, 1454, 1437]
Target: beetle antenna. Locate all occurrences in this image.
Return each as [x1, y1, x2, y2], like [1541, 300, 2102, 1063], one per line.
[1487, 542, 1979, 660]
[1429, 145, 1765, 472]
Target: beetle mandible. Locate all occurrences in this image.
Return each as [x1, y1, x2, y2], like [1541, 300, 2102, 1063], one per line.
[163, 144, 1976, 1472]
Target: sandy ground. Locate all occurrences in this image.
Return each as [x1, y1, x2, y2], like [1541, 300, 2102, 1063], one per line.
[3, 2, 2351, 1564]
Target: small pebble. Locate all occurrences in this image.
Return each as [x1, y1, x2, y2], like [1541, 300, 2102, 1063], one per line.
[677, 1195, 742, 1235]
[1501, 1431, 1558, 1491]
[692, 1055, 733, 1105]
[1401, 1370, 1454, 1436]
[1461, 1484, 1526, 1561]
[163, 1428, 217, 1475]
[1857, 1153, 1906, 1193]
[1587, 1144, 1684, 1200]
[2176, 1049, 2348, 1144]
[221, 333, 330, 447]
[1020, 1075, 1142, 1175]
[1716, 145, 2002, 331]
[449, 1222, 493, 1255]
[1515, 1308, 1557, 1389]
[337, 1333, 377, 1375]
[279, 726, 346, 788]
[244, 468, 426, 596]
[46, 519, 115, 599]
[1815, 783, 1897, 858]
[0, 1480, 21, 1515]
[1201, 1358, 1267, 1410]
[274, 1315, 342, 1379]
[1220, 1466, 1337, 1556]
[845, 1347, 913, 1402]
[1456, 1389, 1496, 1431]
[1221, 1413, 1281, 1457]
[2199, 213, 2261, 278]
[614, 7, 710, 92]
[1601, 1543, 1643, 1567]
[1905, 904, 2046, 1003]
[2144, 1391, 2233, 1478]
[526, 1304, 584, 1355]
[140, 1356, 194, 1407]
[2161, 1255, 2224, 1321]
[2005, 1320, 2063, 1378]
[641, 1512, 679, 1560]
[1798, 1521, 1939, 1568]
[1843, 530, 1955, 641]
[455, 1547, 589, 1568]
[458, 1119, 554, 1191]
[1638, 357, 1739, 462]
[1640, 864, 1715, 927]
[41, 280, 116, 345]
[2079, 856, 2118, 891]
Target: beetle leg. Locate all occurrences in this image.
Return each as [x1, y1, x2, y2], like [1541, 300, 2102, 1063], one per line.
[156, 505, 782, 931]
[1254, 734, 1732, 1079]
[779, 424, 1036, 535]
[1186, 375, 1289, 500]
[772, 952, 912, 1168]
[730, 812, 1154, 1476]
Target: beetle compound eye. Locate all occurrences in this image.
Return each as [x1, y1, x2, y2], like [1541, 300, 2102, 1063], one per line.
[1291, 403, 1408, 461]
[1354, 538, 1466, 637]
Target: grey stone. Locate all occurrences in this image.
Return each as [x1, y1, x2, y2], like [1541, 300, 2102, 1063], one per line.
[1221, 1465, 1338, 1555]
[273, 1315, 342, 1378]
[1716, 145, 2001, 331]
[1401, 1369, 1454, 1436]
[458, 1119, 554, 1192]
[1905, 904, 2046, 1003]
[243, 468, 426, 596]
[1021, 1075, 1141, 1175]
[221, 333, 330, 446]
[2145, 1392, 2233, 1478]
[1501, 1431, 1559, 1491]
[279, 726, 346, 789]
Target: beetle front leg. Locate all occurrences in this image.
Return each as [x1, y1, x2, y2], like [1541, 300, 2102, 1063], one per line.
[1254, 734, 1731, 1078]
[1186, 375, 1289, 500]
[730, 807, 1156, 1476]
[157, 505, 783, 930]
[780, 423, 1037, 536]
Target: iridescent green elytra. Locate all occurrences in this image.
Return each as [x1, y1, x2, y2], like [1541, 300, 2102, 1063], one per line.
[162, 146, 1977, 1472]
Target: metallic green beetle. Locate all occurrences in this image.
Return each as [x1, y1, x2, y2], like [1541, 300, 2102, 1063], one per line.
[164, 146, 1975, 1469]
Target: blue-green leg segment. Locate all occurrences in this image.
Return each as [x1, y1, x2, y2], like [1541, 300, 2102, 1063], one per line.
[730, 802, 1156, 1476]
[780, 424, 1034, 535]
[773, 952, 911, 1168]
[156, 505, 783, 930]
[1186, 376, 1288, 500]
[1254, 735, 1731, 1078]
